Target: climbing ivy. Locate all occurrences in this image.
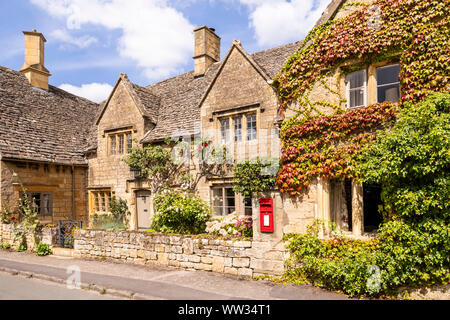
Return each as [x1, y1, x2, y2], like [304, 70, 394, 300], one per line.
[274, 0, 449, 195]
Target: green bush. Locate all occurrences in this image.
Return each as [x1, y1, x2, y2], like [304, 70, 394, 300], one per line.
[0, 243, 11, 250]
[284, 93, 450, 296]
[35, 242, 52, 256]
[151, 189, 211, 234]
[356, 92, 450, 221]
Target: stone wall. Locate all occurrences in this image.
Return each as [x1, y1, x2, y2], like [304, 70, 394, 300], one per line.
[74, 229, 288, 277]
[0, 222, 58, 250]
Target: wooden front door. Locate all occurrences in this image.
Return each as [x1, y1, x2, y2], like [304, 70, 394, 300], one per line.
[136, 190, 152, 230]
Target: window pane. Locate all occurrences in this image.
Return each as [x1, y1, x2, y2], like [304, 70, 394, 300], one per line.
[212, 188, 224, 215]
[31, 193, 41, 215]
[234, 117, 242, 142]
[377, 65, 400, 103]
[376, 64, 400, 86]
[244, 197, 252, 216]
[246, 114, 257, 141]
[101, 193, 106, 211]
[220, 119, 230, 144]
[225, 188, 235, 214]
[377, 84, 400, 103]
[126, 133, 132, 153]
[110, 136, 116, 155]
[94, 193, 99, 212]
[118, 134, 124, 154]
[347, 70, 365, 89]
[349, 88, 365, 108]
[41, 193, 50, 216]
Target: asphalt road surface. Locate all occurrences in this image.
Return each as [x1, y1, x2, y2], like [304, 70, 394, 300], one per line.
[0, 273, 121, 300]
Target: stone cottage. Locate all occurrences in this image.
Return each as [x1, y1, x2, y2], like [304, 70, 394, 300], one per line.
[0, 30, 99, 224]
[1, 0, 422, 247]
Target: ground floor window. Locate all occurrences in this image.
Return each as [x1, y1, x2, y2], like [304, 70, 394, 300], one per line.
[330, 179, 382, 233]
[19, 192, 53, 218]
[211, 186, 235, 216]
[89, 190, 113, 213]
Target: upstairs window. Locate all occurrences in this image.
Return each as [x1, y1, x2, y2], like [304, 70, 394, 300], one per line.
[220, 119, 230, 145]
[109, 131, 132, 155]
[377, 64, 400, 103]
[346, 69, 367, 108]
[246, 114, 257, 141]
[233, 117, 242, 142]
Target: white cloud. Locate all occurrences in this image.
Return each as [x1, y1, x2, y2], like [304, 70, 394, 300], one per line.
[50, 29, 98, 48]
[59, 83, 113, 103]
[236, 0, 331, 47]
[30, 0, 194, 80]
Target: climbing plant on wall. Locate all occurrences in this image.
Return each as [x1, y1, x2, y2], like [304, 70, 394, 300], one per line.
[273, 0, 449, 195]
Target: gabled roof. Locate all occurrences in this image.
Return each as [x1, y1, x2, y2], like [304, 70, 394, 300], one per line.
[95, 73, 160, 125]
[0, 66, 99, 165]
[140, 40, 302, 143]
[106, 1, 345, 145]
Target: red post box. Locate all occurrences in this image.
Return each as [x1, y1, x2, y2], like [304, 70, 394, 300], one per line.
[259, 198, 273, 233]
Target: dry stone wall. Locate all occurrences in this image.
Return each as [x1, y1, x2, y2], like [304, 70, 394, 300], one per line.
[74, 229, 287, 277]
[0, 222, 57, 250]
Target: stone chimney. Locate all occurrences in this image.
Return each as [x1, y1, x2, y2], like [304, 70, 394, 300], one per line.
[19, 30, 51, 90]
[193, 26, 220, 77]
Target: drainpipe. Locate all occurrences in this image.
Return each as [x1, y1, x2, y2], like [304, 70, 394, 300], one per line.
[71, 165, 75, 220]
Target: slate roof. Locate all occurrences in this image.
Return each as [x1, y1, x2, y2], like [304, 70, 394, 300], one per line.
[140, 41, 302, 143]
[0, 66, 99, 165]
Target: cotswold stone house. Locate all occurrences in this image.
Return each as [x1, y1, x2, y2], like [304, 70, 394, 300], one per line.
[0, 30, 99, 224]
[1, 0, 413, 245]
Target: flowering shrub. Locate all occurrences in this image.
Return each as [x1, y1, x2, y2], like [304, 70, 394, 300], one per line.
[152, 189, 211, 234]
[206, 214, 253, 238]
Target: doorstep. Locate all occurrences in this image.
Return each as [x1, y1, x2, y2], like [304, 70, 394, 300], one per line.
[51, 247, 74, 257]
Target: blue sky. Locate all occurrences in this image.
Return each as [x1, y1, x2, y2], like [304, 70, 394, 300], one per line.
[0, 0, 331, 102]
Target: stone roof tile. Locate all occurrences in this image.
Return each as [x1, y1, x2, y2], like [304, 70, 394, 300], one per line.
[0, 66, 100, 165]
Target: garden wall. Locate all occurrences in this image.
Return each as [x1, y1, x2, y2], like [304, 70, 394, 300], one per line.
[74, 229, 288, 277]
[0, 222, 58, 250]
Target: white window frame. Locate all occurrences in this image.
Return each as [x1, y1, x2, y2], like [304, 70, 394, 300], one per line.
[246, 114, 257, 141]
[345, 69, 367, 109]
[211, 186, 236, 216]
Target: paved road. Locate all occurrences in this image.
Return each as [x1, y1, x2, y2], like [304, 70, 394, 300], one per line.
[0, 250, 348, 300]
[0, 272, 121, 300]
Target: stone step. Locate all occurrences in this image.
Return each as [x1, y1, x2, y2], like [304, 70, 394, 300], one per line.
[51, 247, 74, 257]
